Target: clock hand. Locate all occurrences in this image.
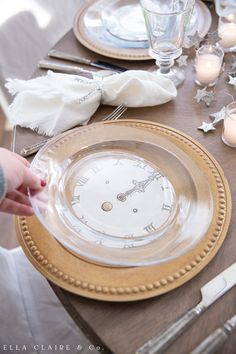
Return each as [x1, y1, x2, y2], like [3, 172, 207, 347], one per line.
[117, 172, 162, 202]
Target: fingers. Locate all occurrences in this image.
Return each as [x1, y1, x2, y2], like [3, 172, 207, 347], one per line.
[31, 195, 48, 213]
[0, 147, 30, 167]
[15, 153, 30, 167]
[22, 167, 45, 192]
[6, 190, 31, 206]
[0, 197, 34, 216]
[32, 191, 48, 203]
[30, 185, 47, 197]
[2, 190, 48, 216]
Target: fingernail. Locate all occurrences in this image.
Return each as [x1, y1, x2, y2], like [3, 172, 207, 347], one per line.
[40, 179, 47, 187]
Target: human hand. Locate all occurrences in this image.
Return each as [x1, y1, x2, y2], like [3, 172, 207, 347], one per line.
[0, 148, 46, 216]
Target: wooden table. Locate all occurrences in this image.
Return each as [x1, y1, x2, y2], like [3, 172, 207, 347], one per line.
[13, 6, 236, 354]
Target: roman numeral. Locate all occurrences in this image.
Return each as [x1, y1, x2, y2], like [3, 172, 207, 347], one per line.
[124, 234, 134, 238]
[114, 159, 123, 166]
[154, 172, 162, 180]
[78, 215, 88, 224]
[76, 177, 88, 187]
[71, 195, 80, 206]
[162, 203, 172, 211]
[144, 223, 156, 233]
[92, 166, 101, 174]
[161, 185, 170, 191]
[134, 162, 147, 170]
[124, 243, 135, 248]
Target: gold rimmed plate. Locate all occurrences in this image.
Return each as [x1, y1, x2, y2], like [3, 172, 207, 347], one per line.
[16, 120, 231, 301]
[73, 0, 212, 61]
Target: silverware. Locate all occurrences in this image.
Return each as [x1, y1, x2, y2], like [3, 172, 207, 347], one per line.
[20, 104, 127, 157]
[38, 60, 115, 79]
[38, 60, 96, 78]
[48, 49, 127, 73]
[136, 263, 236, 354]
[191, 314, 236, 354]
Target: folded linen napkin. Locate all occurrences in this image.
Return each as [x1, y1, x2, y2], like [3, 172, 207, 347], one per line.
[6, 70, 177, 136]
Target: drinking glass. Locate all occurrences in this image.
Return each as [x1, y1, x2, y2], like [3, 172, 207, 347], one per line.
[222, 101, 236, 148]
[218, 14, 236, 52]
[140, 0, 194, 86]
[195, 45, 224, 87]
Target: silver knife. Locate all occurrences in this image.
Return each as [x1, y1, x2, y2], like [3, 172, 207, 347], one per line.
[38, 60, 117, 81]
[190, 314, 236, 354]
[38, 60, 95, 78]
[48, 49, 127, 72]
[136, 263, 236, 354]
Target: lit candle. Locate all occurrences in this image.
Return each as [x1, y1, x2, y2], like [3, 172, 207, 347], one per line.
[195, 45, 224, 87]
[222, 102, 236, 147]
[218, 14, 236, 50]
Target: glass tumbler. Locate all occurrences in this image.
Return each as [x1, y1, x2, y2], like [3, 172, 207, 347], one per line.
[222, 102, 236, 148]
[140, 0, 194, 87]
[195, 45, 224, 87]
[218, 14, 236, 52]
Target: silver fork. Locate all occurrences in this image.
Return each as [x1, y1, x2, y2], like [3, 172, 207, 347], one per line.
[102, 103, 127, 121]
[20, 104, 127, 157]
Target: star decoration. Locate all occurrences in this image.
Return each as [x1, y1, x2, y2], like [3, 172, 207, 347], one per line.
[198, 122, 216, 133]
[176, 55, 188, 67]
[183, 31, 203, 49]
[194, 87, 216, 107]
[228, 75, 236, 88]
[205, 31, 222, 45]
[210, 106, 227, 125]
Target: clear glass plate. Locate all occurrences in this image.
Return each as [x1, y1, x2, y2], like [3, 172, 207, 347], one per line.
[101, 0, 198, 43]
[29, 123, 213, 267]
[73, 0, 212, 60]
[101, 0, 148, 42]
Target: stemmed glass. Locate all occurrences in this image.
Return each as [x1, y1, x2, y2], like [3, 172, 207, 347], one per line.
[140, 0, 194, 86]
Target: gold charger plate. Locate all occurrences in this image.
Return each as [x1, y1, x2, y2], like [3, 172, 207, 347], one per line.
[73, 0, 212, 61]
[16, 120, 231, 302]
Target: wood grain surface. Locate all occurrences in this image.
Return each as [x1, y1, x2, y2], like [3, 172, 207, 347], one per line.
[13, 5, 236, 354]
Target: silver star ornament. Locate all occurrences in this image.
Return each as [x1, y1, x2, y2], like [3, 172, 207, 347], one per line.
[210, 106, 227, 125]
[206, 31, 222, 45]
[176, 55, 188, 67]
[198, 122, 216, 133]
[184, 31, 203, 49]
[194, 87, 216, 107]
[229, 75, 236, 88]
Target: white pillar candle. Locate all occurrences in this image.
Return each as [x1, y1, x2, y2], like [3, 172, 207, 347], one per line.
[218, 14, 236, 50]
[195, 45, 224, 87]
[195, 53, 222, 86]
[222, 113, 236, 147]
[219, 23, 236, 48]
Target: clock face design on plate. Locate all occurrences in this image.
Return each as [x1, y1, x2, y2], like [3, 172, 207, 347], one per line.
[67, 151, 176, 239]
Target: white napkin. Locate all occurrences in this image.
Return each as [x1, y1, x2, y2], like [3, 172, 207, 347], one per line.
[6, 70, 177, 136]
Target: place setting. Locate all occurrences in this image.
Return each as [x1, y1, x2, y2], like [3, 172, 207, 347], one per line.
[73, 0, 212, 60]
[4, 0, 236, 352]
[3, 1, 229, 293]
